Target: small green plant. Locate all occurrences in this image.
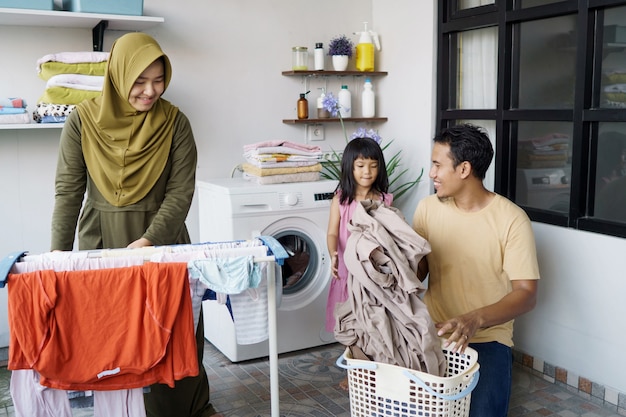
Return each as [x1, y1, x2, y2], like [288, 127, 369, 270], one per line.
[320, 93, 422, 201]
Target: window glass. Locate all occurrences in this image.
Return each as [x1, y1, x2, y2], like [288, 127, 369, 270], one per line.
[515, 122, 572, 212]
[456, 27, 498, 109]
[594, 124, 626, 222]
[600, 6, 626, 109]
[457, 120, 496, 191]
[518, 15, 577, 109]
[458, 0, 494, 10]
[519, 0, 562, 8]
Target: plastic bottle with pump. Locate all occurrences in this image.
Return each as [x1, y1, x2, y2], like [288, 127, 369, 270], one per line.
[297, 90, 310, 119]
[338, 85, 352, 118]
[354, 22, 381, 72]
[317, 87, 330, 118]
[361, 78, 375, 118]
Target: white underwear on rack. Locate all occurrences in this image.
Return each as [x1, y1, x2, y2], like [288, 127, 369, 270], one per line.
[10, 369, 145, 417]
[151, 244, 269, 331]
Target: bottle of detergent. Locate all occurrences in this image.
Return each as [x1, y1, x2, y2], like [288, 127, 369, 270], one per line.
[354, 22, 381, 72]
[361, 78, 375, 118]
[338, 85, 352, 118]
[317, 87, 330, 118]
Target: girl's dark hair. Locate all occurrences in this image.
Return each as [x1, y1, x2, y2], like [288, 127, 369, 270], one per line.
[433, 123, 494, 180]
[337, 137, 389, 204]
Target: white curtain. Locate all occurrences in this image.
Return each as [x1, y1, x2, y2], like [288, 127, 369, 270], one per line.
[459, 27, 497, 109]
[458, 0, 495, 9]
[457, 12, 498, 191]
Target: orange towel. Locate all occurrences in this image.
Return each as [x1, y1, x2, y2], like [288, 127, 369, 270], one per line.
[7, 262, 198, 390]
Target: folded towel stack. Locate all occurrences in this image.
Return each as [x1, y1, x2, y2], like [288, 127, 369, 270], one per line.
[242, 140, 324, 184]
[518, 133, 570, 169]
[0, 97, 30, 125]
[34, 51, 109, 123]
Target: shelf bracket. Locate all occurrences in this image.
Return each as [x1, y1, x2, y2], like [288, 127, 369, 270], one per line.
[92, 20, 109, 52]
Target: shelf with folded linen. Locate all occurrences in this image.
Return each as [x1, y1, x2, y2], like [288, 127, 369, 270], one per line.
[241, 141, 324, 184]
[517, 133, 571, 169]
[0, 97, 30, 127]
[32, 51, 108, 125]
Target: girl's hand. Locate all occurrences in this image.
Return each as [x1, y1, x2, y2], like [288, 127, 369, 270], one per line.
[331, 251, 339, 278]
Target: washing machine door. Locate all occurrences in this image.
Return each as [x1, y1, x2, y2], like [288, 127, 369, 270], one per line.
[262, 217, 330, 312]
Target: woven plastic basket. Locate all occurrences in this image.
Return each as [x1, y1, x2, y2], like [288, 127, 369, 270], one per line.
[336, 345, 480, 417]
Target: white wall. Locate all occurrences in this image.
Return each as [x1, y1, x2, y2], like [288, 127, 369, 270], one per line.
[1, 0, 625, 398]
[514, 223, 626, 394]
[0, 0, 433, 348]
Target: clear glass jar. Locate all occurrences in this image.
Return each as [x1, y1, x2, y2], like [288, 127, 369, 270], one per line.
[292, 46, 308, 70]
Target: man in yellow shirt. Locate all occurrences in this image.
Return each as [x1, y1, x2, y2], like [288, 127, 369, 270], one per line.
[413, 123, 540, 417]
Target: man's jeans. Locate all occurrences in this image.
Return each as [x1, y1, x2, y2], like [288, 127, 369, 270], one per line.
[467, 341, 512, 417]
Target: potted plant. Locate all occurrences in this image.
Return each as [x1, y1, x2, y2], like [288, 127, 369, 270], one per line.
[328, 34, 354, 71]
[320, 92, 423, 201]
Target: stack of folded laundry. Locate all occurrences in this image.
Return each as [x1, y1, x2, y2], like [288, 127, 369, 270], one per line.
[518, 133, 570, 169]
[33, 51, 109, 124]
[242, 140, 323, 184]
[0, 97, 30, 125]
[603, 69, 626, 108]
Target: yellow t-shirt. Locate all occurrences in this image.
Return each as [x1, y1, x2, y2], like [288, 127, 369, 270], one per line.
[412, 194, 540, 347]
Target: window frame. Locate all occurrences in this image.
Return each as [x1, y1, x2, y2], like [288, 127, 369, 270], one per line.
[437, 0, 626, 238]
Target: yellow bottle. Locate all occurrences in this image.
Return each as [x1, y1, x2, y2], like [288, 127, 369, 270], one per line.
[354, 22, 380, 72]
[356, 42, 375, 72]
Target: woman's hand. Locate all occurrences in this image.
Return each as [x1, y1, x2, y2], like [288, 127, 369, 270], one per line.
[127, 237, 153, 249]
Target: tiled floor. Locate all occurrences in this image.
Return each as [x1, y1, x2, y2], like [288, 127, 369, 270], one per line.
[0, 341, 623, 417]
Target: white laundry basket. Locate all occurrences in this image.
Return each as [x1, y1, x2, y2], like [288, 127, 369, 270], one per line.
[336, 344, 480, 417]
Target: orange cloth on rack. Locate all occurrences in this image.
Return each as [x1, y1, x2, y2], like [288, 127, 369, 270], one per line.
[7, 262, 198, 391]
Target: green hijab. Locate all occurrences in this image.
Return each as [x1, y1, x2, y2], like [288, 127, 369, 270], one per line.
[78, 32, 179, 207]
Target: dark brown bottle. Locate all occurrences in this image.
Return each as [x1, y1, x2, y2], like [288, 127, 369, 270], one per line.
[297, 93, 309, 119]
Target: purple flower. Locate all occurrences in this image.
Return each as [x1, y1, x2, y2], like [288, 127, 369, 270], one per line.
[351, 127, 382, 144]
[322, 92, 340, 117]
[328, 34, 354, 57]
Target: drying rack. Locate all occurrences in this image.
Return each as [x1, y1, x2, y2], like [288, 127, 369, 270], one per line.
[1, 237, 288, 417]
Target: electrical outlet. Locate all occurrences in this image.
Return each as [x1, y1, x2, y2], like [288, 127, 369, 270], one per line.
[307, 124, 325, 141]
[322, 151, 342, 162]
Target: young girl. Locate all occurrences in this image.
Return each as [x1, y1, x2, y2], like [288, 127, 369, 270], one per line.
[326, 137, 392, 334]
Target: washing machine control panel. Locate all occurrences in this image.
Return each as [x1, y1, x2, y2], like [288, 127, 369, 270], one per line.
[314, 192, 334, 201]
[284, 193, 299, 206]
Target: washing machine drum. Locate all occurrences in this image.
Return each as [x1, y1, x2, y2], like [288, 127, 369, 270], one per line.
[276, 231, 318, 295]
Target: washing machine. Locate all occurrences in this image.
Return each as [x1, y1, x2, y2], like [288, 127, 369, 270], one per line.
[196, 178, 338, 362]
[516, 168, 571, 212]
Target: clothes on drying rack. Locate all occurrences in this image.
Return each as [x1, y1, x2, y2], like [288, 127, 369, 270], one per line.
[11, 370, 145, 417]
[8, 262, 198, 391]
[3, 238, 289, 417]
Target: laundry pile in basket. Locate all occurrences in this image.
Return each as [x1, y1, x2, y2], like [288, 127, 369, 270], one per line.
[33, 51, 108, 124]
[334, 200, 480, 417]
[334, 199, 447, 375]
[241, 140, 323, 184]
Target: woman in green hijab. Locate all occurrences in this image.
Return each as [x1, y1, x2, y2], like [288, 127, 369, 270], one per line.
[51, 32, 222, 417]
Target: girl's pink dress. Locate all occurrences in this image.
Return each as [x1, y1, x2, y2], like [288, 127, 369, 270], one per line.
[325, 191, 393, 332]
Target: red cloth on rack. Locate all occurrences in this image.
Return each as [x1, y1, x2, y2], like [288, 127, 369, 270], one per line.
[7, 262, 199, 390]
